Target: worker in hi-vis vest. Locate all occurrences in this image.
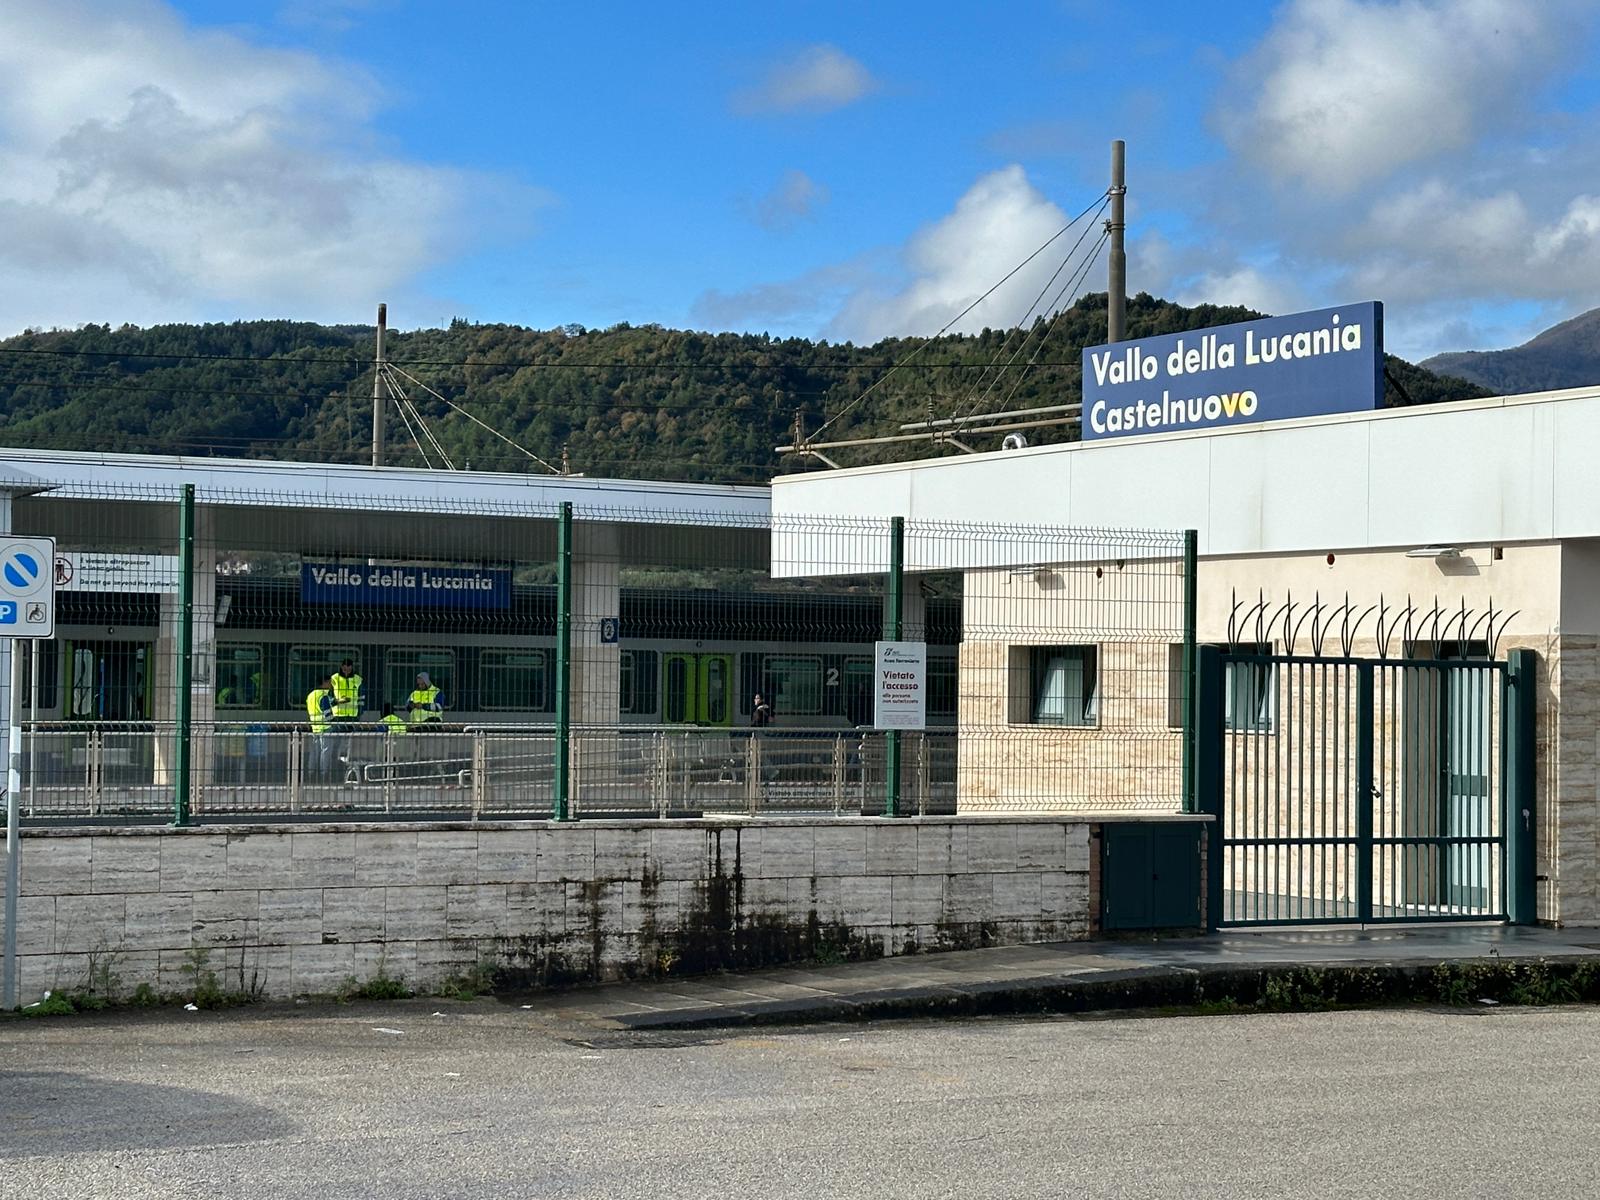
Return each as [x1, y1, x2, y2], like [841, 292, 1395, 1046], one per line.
[331, 658, 363, 719]
[407, 671, 444, 727]
[305, 674, 336, 779]
[380, 702, 409, 735]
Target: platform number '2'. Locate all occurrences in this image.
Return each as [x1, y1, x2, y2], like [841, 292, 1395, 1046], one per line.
[825, 667, 839, 687]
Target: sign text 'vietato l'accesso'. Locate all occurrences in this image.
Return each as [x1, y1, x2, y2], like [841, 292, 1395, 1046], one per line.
[874, 640, 926, 730]
[1081, 302, 1383, 440]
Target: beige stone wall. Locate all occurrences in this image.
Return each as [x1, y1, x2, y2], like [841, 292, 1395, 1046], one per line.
[0, 815, 1139, 1006]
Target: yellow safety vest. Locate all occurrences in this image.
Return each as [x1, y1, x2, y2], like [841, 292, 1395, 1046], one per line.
[381, 713, 409, 736]
[331, 671, 362, 718]
[305, 688, 333, 734]
[408, 685, 442, 725]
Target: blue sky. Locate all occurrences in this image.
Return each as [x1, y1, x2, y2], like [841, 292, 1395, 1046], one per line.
[3, 0, 1599, 360]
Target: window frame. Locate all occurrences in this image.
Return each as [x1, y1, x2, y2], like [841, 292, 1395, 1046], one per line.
[1026, 645, 1100, 728]
[761, 653, 824, 718]
[384, 647, 456, 713]
[478, 648, 548, 712]
[215, 644, 264, 710]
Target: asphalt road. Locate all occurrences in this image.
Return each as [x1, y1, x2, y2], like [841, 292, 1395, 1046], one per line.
[3, 999, 1597, 1199]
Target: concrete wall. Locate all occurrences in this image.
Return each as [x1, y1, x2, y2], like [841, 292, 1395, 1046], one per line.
[0, 815, 1205, 1005]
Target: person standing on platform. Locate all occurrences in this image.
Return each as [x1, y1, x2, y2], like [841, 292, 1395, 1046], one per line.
[331, 657, 364, 766]
[407, 671, 444, 726]
[380, 702, 409, 737]
[305, 674, 336, 780]
[751, 693, 772, 728]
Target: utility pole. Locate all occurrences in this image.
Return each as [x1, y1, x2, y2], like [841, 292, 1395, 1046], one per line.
[372, 302, 387, 468]
[1107, 140, 1126, 344]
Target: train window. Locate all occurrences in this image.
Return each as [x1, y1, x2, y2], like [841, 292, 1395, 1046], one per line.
[216, 645, 263, 709]
[288, 647, 359, 706]
[762, 655, 822, 717]
[621, 650, 658, 715]
[386, 649, 455, 712]
[481, 650, 547, 711]
[71, 647, 94, 718]
[928, 658, 957, 718]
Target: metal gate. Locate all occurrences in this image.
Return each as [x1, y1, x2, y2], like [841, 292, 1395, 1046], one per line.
[1197, 648, 1537, 928]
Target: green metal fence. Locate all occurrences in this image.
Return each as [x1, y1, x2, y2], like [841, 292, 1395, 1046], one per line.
[4, 473, 1192, 823]
[1198, 646, 1536, 927]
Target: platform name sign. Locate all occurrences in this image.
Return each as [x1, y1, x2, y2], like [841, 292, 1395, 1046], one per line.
[301, 562, 511, 609]
[1081, 301, 1383, 440]
[873, 640, 926, 730]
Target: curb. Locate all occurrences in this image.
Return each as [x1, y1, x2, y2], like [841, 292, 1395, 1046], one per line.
[613, 955, 1600, 1030]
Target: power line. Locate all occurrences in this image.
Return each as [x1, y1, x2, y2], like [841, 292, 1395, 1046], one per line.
[806, 192, 1111, 443]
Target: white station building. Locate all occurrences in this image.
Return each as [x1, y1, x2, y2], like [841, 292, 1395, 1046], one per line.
[773, 382, 1600, 927]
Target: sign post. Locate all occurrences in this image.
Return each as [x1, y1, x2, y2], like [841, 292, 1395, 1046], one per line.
[1, 535, 55, 1010]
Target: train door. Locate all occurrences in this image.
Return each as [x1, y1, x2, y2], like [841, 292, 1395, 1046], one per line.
[662, 653, 734, 726]
[65, 640, 153, 720]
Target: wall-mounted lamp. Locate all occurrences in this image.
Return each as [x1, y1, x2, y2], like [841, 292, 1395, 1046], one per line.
[1404, 546, 1461, 560]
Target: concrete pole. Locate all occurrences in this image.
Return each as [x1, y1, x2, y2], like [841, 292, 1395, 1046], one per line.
[1108, 140, 1126, 344]
[372, 303, 387, 468]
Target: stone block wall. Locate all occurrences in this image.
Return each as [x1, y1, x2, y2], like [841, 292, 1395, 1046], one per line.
[0, 815, 1204, 1005]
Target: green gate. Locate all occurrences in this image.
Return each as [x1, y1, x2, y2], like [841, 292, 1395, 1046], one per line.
[1196, 646, 1537, 928]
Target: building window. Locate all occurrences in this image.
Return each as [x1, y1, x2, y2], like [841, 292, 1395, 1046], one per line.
[1224, 643, 1275, 733]
[1029, 646, 1098, 727]
[216, 645, 263, 709]
[480, 649, 547, 711]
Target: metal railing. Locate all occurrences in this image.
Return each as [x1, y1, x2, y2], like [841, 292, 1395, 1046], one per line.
[17, 722, 958, 822]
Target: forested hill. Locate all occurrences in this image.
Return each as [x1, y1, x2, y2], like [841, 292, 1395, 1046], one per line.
[0, 294, 1488, 486]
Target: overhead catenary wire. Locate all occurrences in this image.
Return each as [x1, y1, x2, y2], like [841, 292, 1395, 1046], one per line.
[384, 362, 561, 475]
[951, 227, 1111, 437]
[382, 368, 455, 469]
[945, 211, 1113, 433]
[804, 190, 1112, 444]
[983, 230, 1112, 422]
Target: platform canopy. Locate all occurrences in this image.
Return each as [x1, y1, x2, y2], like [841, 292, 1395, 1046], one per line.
[0, 449, 771, 567]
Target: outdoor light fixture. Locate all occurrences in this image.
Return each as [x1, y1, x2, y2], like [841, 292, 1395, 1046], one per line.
[1404, 546, 1461, 560]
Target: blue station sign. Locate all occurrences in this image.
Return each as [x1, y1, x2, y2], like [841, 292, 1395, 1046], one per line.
[1081, 301, 1383, 440]
[301, 562, 511, 609]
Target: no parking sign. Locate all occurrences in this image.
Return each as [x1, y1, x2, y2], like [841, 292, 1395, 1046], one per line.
[0, 536, 55, 638]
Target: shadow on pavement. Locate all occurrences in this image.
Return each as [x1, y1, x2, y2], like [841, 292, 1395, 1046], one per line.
[0, 1070, 296, 1159]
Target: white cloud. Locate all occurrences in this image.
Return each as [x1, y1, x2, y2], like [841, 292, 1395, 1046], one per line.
[733, 45, 877, 116]
[826, 166, 1079, 343]
[1217, 0, 1577, 193]
[746, 169, 830, 232]
[0, 0, 541, 333]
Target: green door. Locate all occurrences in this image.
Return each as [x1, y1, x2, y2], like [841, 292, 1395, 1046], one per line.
[662, 653, 734, 726]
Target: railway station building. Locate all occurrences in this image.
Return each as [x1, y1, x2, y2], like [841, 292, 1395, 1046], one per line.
[772, 382, 1600, 927]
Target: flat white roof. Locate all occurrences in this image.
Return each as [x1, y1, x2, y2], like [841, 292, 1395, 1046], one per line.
[772, 384, 1600, 558]
[0, 447, 768, 521]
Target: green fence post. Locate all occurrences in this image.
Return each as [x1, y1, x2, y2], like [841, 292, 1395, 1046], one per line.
[172, 482, 194, 827]
[1195, 645, 1225, 930]
[553, 501, 572, 821]
[1182, 528, 1198, 813]
[883, 516, 904, 818]
[1356, 661, 1374, 924]
[1505, 648, 1538, 924]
